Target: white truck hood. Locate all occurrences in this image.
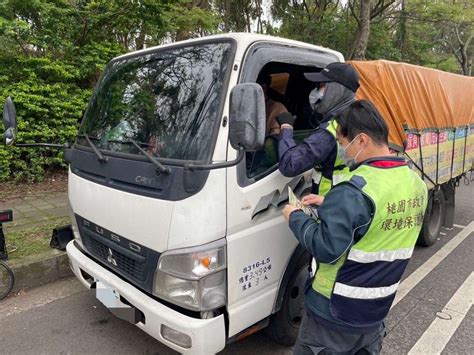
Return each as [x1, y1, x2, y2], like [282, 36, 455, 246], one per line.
[68, 168, 226, 253]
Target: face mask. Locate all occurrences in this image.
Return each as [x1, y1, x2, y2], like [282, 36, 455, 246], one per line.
[338, 134, 364, 168]
[308, 86, 325, 110]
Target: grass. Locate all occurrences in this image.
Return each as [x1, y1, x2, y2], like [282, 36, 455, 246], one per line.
[4, 217, 71, 260]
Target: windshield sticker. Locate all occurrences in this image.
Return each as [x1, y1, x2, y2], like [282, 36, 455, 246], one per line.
[239, 257, 272, 292]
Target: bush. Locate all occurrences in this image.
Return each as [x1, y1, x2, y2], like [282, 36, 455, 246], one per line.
[0, 56, 91, 182]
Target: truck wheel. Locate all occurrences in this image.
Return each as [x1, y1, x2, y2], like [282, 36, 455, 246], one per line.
[265, 254, 309, 345]
[418, 189, 445, 247]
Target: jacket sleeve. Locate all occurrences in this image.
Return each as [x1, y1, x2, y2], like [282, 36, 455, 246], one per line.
[277, 128, 336, 177]
[288, 184, 372, 264]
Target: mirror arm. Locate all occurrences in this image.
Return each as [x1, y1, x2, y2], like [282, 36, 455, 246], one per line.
[185, 146, 245, 171]
[15, 143, 70, 149]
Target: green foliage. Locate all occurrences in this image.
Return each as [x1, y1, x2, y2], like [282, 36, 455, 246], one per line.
[0, 0, 218, 182]
[214, 0, 264, 32]
[0, 0, 471, 182]
[270, 0, 472, 74]
[403, 0, 473, 75]
[366, 20, 401, 61]
[164, 2, 219, 38]
[0, 56, 91, 182]
[271, 0, 343, 47]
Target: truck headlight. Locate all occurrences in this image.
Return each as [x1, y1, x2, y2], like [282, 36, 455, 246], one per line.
[68, 204, 81, 243]
[153, 239, 226, 311]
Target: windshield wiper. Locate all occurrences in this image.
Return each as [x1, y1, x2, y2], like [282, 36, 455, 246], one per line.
[80, 133, 107, 163]
[110, 138, 170, 175]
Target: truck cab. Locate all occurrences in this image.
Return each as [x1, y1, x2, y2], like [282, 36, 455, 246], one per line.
[64, 33, 343, 353]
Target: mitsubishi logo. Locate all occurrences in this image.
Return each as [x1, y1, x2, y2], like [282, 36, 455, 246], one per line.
[107, 248, 118, 266]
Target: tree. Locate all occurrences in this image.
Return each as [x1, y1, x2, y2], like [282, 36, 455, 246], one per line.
[0, 0, 471, 182]
[398, 0, 407, 61]
[213, 0, 264, 33]
[347, 0, 396, 60]
[169, 0, 218, 42]
[402, 0, 473, 75]
[0, 0, 219, 181]
[271, 1, 342, 46]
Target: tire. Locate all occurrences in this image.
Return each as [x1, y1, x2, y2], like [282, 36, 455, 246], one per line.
[265, 253, 310, 345]
[0, 261, 14, 301]
[417, 189, 445, 247]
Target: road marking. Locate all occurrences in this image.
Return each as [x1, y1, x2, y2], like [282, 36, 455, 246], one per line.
[408, 272, 474, 354]
[392, 221, 474, 308]
[453, 223, 467, 229]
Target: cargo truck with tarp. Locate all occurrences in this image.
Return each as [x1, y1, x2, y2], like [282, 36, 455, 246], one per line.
[1, 34, 473, 353]
[350, 60, 474, 246]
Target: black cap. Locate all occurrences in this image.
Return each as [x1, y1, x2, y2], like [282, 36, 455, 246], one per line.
[304, 62, 360, 93]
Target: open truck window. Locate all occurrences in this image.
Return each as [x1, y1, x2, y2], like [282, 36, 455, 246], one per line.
[246, 63, 322, 180]
[77, 41, 234, 162]
[236, 41, 340, 186]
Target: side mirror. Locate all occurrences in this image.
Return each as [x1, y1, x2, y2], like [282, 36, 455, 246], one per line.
[2, 97, 17, 146]
[229, 83, 265, 151]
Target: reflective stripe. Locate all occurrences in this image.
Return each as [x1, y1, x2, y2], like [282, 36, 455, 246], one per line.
[312, 170, 322, 184]
[333, 282, 399, 299]
[332, 173, 344, 186]
[347, 247, 414, 263]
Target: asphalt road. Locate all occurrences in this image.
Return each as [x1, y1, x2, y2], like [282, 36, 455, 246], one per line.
[1, 182, 473, 354]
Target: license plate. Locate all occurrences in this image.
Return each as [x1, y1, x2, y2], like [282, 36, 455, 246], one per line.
[95, 279, 141, 324]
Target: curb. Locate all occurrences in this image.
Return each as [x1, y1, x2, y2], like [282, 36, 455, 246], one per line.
[9, 249, 73, 294]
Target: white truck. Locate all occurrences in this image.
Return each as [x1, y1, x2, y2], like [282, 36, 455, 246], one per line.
[2, 33, 473, 354]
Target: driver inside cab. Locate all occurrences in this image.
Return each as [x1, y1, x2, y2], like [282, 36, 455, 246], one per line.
[247, 73, 290, 177]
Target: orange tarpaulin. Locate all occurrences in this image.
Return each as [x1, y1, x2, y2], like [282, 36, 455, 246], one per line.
[349, 60, 474, 149]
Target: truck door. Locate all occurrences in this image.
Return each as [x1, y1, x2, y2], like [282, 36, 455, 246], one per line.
[225, 41, 342, 337]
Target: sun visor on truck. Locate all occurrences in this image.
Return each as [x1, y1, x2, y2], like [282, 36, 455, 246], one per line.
[348, 60, 474, 150]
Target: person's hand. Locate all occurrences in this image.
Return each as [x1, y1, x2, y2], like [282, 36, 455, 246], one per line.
[276, 112, 296, 127]
[283, 204, 300, 222]
[301, 194, 324, 206]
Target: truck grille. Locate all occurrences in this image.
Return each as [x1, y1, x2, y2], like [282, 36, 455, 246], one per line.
[74, 215, 155, 285]
[84, 232, 147, 281]
[73, 214, 161, 294]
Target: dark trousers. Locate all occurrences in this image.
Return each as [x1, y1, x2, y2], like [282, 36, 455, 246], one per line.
[294, 312, 385, 355]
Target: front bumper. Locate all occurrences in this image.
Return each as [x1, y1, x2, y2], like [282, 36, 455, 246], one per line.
[66, 241, 226, 354]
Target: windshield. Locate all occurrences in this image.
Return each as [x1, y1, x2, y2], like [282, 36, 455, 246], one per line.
[77, 41, 234, 161]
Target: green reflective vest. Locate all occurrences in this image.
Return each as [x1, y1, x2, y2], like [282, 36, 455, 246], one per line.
[312, 119, 349, 196]
[312, 162, 428, 325]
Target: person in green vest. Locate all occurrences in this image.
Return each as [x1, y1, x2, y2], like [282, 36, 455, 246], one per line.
[277, 62, 360, 203]
[282, 100, 428, 354]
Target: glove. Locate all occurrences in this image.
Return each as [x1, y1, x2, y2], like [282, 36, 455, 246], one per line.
[276, 112, 296, 126]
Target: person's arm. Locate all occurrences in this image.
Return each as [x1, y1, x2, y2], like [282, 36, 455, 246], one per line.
[268, 102, 288, 136]
[288, 184, 372, 263]
[278, 129, 336, 177]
